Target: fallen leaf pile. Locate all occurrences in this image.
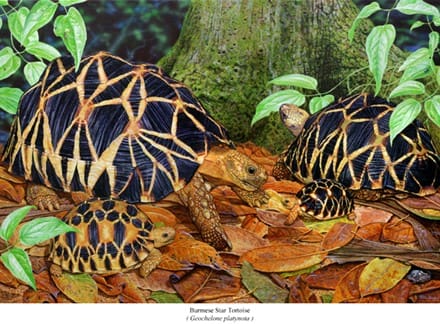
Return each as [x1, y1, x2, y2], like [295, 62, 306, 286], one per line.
[0, 142, 440, 303]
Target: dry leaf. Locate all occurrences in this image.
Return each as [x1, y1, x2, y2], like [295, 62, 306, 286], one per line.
[130, 269, 176, 293]
[137, 205, 178, 227]
[305, 263, 361, 290]
[93, 274, 124, 296]
[118, 277, 146, 303]
[255, 209, 297, 228]
[0, 179, 25, 203]
[240, 261, 288, 303]
[356, 223, 384, 241]
[358, 257, 411, 297]
[34, 271, 59, 296]
[382, 217, 417, 244]
[332, 263, 367, 303]
[288, 275, 319, 303]
[409, 260, 440, 271]
[160, 232, 230, 272]
[321, 223, 357, 251]
[172, 267, 240, 303]
[410, 289, 440, 302]
[262, 179, 302, 194]
[23, 289, 56, 303]
[409, 279, 440, 296]
[0, 261, 20, 288]
[239, 243, 326, 273]
[51, 266, 98, 303]
[266, 226, 323, 244]
[0, 165, 25, 184]
[241, 215, 269, 237]
[380, 279, 412, 303]
[223, 225, 268, 254]
[354, 205, 393, 226]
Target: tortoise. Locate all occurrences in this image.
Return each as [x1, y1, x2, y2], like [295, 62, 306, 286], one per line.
[274, 93, 440, 222]
[49, 198, 175, 277]
[1, 52, 269, 250]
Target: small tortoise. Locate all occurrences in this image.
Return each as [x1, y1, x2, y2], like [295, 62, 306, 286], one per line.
[274, 93, 440, 221]
[2, 52, 268, 250]
[49, 199, 175, 277]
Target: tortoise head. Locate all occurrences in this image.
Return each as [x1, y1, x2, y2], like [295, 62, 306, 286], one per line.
[199, 145, 267, 191]
[150, 226, 176, 248]
[279, 104, 310, 137]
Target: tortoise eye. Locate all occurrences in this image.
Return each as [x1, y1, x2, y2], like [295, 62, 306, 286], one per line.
[247, 165, 257, 175]
[162, 233, 169, 239]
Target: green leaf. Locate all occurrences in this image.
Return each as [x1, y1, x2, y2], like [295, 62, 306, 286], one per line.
[395, 0, 440, 17]
[388, 80, 425, 99]
[436, 67, 440, 87]
[0, 87, 24, 114]
[0, 206, 35, 242]
[251, 89, 305, 125]
[0, 16, 2, 30]
[8, 7, 39, 45]
[269, 74, 318, 90]
[150, 291, 184, 303]
[425, 96, 440, 128]
[240, 261, 288, 303]
[0, 47, 21, 81]
[22, 0, 58, 44]
[389, 98, 422, 144]
[0, 0, 9, 6]
[365, 24, 396, 95]
[59, 0, 87, 6]
[309, 94, 335, 114]
[428, 31, 439, 57]
[434, 16, 440, 26]
[24, 61, 47, 85]
[26, 41, 61, 61]
[410, 20, 425, 30]
[54, 7, 87, 71]
[399, 48, 430, 72]
[19, 216, 77, 246]
[348, 2, 381, 43]
[0, 247, 36, 290]
[400, 60, 433, 82]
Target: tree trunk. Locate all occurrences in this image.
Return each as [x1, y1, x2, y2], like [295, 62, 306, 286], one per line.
[159, 0, 406, 153]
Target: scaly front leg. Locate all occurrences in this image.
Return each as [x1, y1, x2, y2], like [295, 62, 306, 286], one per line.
[26, 184, 62, 211]
[177, 173, 231, 250]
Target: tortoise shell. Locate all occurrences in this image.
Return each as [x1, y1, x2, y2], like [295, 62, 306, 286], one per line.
[2, 52, 230, 202]
[296, 179, 353, 220]
[49, 199, 175, 274]
[284, 93, 440, 196]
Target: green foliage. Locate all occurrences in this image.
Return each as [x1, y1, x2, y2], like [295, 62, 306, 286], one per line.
[0, 206, 76, 290]
[0, 0, 87, 114]
[252, 0, 440, 145]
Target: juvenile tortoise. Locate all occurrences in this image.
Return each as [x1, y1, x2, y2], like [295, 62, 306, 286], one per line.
[2, 52, 268, 250]
[49, 198, 175, 277]
[274, 93, 440, 222]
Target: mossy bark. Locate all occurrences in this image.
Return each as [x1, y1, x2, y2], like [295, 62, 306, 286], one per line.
[159, 0, 436, 153]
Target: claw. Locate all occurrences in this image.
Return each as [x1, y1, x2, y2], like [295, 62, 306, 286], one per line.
[27, 184, 62, 211]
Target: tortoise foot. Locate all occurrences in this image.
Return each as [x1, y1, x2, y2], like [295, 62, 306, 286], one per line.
[26, 184, 61, 211]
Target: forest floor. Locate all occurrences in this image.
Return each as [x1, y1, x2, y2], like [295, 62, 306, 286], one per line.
[0, 142, 440, 303]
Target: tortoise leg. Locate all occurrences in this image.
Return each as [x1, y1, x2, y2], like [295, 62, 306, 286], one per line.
[26, 184, 61, 211]
[139, 248, 162, 278]
[272, 152, 293, 180]
[177, 173, 231, 250]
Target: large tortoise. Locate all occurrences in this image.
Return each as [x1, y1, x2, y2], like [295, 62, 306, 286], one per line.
[2, 52, 268, 250]
[274, 93, 440, 221]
